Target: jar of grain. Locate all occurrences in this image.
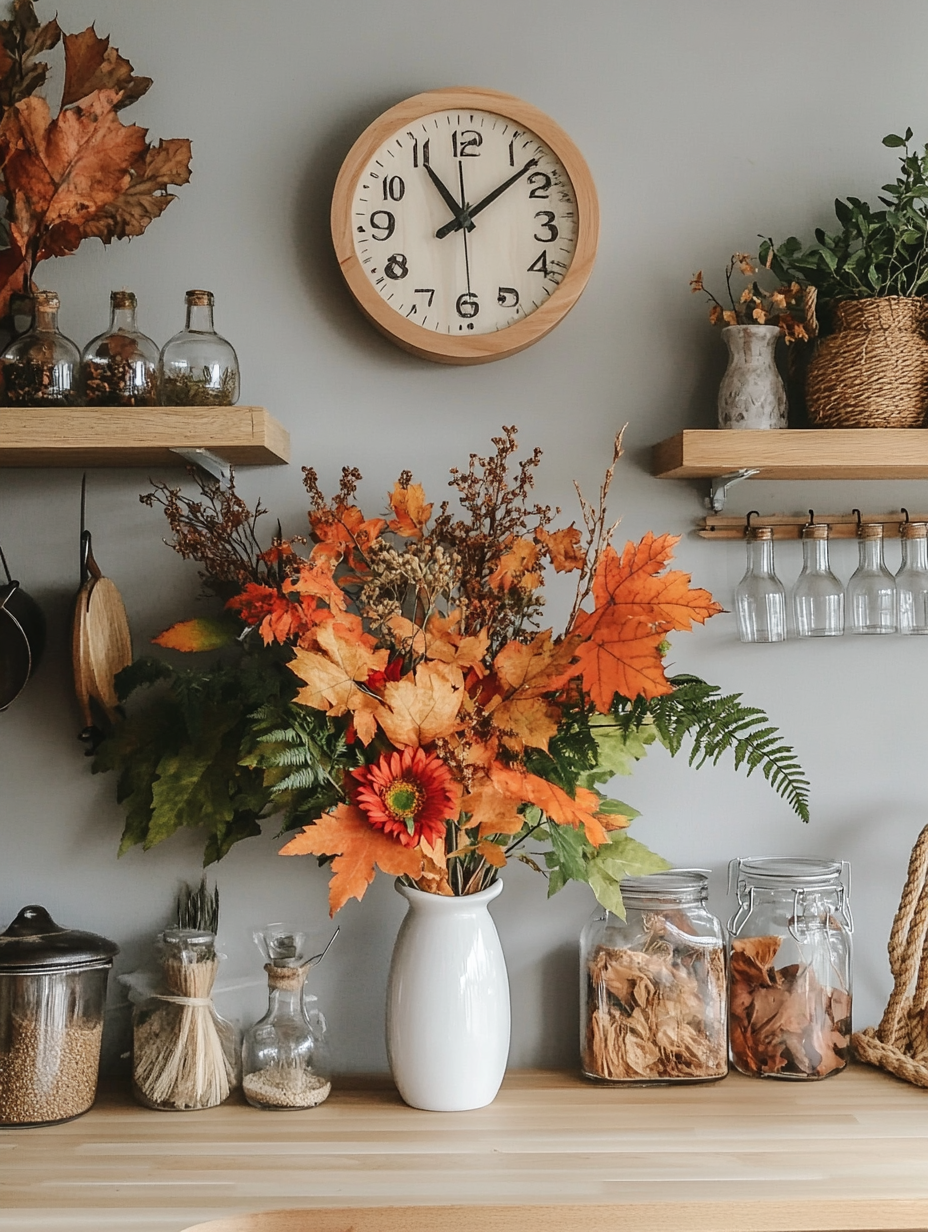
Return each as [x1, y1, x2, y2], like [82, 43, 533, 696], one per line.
[0, 904, 118, 1126]
[580, 870, 728, 1084]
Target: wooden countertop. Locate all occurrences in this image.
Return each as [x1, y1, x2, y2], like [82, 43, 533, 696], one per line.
[2, 1065, 928, 1232]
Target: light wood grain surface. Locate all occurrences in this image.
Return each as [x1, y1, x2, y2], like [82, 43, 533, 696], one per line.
[652, 428, 928, 481]
[0, 406, 290, 467]
[2, 1067, 928, 1232]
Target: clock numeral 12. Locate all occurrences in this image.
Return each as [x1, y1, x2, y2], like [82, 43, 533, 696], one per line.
[451, 129, 482, 158]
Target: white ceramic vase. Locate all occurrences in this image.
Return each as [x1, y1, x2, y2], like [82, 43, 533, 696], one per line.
[386, 880, 510, 1112]
[718, 324, 788, 429]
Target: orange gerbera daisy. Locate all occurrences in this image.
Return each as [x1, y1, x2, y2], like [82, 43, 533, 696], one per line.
[350, 747, 459, 848]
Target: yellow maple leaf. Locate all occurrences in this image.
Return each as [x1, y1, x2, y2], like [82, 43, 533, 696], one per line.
[289, 620, 386, 744]
[376, 660, 463, 747]
[280, 803, 422, 915]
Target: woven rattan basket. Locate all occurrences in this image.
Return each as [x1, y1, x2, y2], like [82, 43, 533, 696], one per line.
[806, 296, 928, 428]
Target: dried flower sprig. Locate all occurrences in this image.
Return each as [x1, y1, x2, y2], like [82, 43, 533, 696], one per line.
[690, 253, 808, 343]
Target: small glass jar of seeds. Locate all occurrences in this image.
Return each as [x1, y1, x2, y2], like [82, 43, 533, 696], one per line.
[159, 289, 239, 405]
[1, 290, 81, 406]
[81, 290, 159, 406]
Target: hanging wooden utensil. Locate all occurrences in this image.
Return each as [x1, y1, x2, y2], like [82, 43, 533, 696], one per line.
[72, 478, 132, 746]
[0, 539, 46, 711]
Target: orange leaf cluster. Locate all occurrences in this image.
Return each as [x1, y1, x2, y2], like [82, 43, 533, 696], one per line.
[0, 8, 191, 318]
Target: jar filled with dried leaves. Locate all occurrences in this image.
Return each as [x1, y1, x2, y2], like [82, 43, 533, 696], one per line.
[0, 904, 118, 1126]
[132, 927, 239, 1111]
[81, 290, 159, 406]
[1, 290, 80, 406]
[159, 289, 240, 406]
[728, 857, 852, 1080]
[581, 871, 728, 1084]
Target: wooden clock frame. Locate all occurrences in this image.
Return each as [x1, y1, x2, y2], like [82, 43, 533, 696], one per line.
[330, 87, 600, 365]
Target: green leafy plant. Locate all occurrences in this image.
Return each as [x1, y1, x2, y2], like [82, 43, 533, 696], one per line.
[760, 129, 928, 301]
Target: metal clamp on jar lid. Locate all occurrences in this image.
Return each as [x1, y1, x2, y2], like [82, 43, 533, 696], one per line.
[728, 856, 852, 936]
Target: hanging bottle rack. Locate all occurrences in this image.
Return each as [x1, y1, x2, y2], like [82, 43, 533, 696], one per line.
[698, 510, 928, 540]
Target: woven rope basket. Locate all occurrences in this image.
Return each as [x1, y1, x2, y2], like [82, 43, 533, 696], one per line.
[853, 823, 928, 1086]
[806, 296, 928, 429]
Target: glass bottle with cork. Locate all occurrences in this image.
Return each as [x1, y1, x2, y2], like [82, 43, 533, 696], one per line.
[791, 515, 844, 637]
[847, 517, 896, 634]
[1, 290, 80, 406]
[159, 289, 239, 405]
[734, 518, 787, 643]
[895, 516, 928, 634]
[81, 290, 159, 407]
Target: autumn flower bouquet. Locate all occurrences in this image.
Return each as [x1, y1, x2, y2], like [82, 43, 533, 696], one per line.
[95, 429, 808, 917]
[690, 253, 809, 342]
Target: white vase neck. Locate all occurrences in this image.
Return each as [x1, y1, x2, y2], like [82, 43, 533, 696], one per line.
[394, 879, 504, 910]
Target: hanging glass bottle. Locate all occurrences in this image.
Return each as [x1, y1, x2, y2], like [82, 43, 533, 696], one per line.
[81, 291, 159, 407]
[895, 519, 928, 635]
[847, 521, 896, 634]
[735, 523, 787, 643]
[1, 291, 80, 406]
[159, 290, 240, 406]
[242, 924, 334, 1110]
[791, 517, 844, 637]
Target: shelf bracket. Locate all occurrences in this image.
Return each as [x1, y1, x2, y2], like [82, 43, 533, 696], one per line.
[170, 447, 232, 485]
[706, 468, 760, 513]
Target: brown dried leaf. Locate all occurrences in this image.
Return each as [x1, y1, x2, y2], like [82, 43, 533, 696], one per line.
[61, 26, 152, 110]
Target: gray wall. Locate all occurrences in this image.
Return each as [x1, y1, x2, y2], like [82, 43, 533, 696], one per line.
[2, 0, 927, 1073]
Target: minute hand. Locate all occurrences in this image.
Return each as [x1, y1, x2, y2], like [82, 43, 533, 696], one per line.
[435, 157, 539, 239]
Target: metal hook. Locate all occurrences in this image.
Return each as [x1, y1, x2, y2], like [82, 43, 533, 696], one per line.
[745, 510, 760, 533]
[807, 509, 815, 526]
[852, 508, 862, 531]
[902, 507, 911, 524]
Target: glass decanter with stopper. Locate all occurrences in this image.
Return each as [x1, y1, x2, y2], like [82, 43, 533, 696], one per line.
[847, 520, 896, 634]
[159, 289, 240, 405]
[734, 522, 787, 643]
[791, 516, 844, 637]
[895, 519, 928, 634]
[242, 924, 335, 1111]
[2, 290, 80, 406]
[81, 290, 159, 406]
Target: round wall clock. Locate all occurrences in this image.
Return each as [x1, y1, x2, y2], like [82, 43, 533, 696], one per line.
[331, 87, 599, 364]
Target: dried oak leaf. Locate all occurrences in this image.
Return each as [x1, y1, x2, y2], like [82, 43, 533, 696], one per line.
[387, 481, 432, 539]
[61, 26, 151, 111]
[376, 660, 464, 747]
[571, 533, 723, 710]
[536, 525, 585, 573]
[280, 803, 423, 915]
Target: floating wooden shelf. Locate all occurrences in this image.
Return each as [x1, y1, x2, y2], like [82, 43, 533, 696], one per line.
[0, 405, 289, 468]
[653, 428, 928, 481]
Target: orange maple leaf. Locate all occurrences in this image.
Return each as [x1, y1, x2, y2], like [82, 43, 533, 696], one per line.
[536, 525, 586, 573]
[152, 617, 236, 652]
[280, 803, 423, 915]
[486, 631, 581, 751]
[376, 660, 464, 747]
[387, 482, 432, 538]
[487, 537, 542, 592]
[490, 764, 608, 846]
[570, 534, 723, 710]
[289, 620, 387, 745]
[284, 562, 347, 614]
[309, 504, 385, 569]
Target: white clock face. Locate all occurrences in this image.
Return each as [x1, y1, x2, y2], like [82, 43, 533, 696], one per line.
[351, 108, 579, 337]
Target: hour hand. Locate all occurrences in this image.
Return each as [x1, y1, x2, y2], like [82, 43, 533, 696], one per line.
[424, 163, 475, 233]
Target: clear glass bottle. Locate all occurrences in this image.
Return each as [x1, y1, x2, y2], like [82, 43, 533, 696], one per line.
[131, 928, 239, 1111]
[159, 290, 239, 406]
[728, 857, 852, 1080]
[242, 924, 332, 1110]
[847, 522, 896, 634]
[791, 520, 844, 637]
[81, 290, 159, 407]
[1, 290, 80, 406]
[735, 524, 787, 642]
[580, 871, 728, 1084]
[896, 520, 928, 634]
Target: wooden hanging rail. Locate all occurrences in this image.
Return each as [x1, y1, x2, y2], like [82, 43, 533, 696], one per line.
[699, 511, 928, 540]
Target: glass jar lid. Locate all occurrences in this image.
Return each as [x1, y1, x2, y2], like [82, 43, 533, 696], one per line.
[733, 856, 844, 890]
[0, 904, 118, 972]
[620, 869, 709, 908]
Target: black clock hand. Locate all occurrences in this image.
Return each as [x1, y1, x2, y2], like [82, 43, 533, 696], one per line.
[435, 157, 539, 239]
[424, 162, 475, 232]
[459, 161, 472, 296]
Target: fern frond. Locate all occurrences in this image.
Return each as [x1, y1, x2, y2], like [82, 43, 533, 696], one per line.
[649, 674, 810, 823]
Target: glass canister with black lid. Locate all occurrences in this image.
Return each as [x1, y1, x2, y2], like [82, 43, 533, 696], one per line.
[728, 856, 852, 1079]
[580, 870, 728, 1083]
[0, 904, 118, 1126]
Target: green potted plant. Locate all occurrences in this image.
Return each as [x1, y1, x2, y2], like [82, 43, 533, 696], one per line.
[761, 129, 928, 429]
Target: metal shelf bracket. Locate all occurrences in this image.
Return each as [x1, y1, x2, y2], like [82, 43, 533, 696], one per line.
[706, 468, 760, 513]
[169, 446, 232, 484]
